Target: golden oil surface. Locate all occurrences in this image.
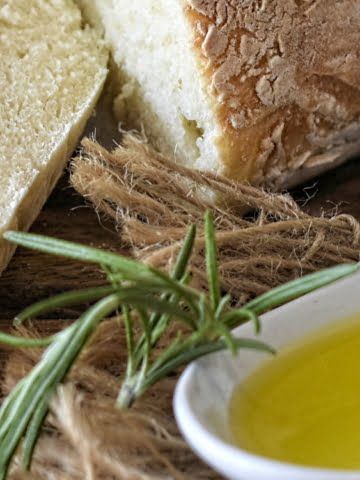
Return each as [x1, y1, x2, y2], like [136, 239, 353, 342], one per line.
[229, 316, 360, 469]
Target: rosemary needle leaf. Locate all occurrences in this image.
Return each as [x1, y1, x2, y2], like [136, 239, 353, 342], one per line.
[0, 377, 33, 438]
[14, 285, 118, 325]
[124, 293, 196, 329]
[138, 309, 151, 357]
[198, 293, 208, 326]
[223, 308, 261, 333]
[3, 231, 163, 284]
[135, 273, 192, 367]
[0, 381, 22, 426]
[216, 324, 238, 355]
[144, 338, 275, 390]
[22, 394, 50, 471]
[147, 227, 195, 344]
[0, 332, 54, 348]
[17, 285, 194, 330]
[205, 210, 221, 312]
[4, 232, 198, 300]
[215, 294, 231, 321]
[144, 224, 196, 339]
[245, 263, 360, 315]
[149, 334, 183, 372]
[135, 278, 191, 368]
[171, 223, 196, 280]
[145, 268, 199, 312]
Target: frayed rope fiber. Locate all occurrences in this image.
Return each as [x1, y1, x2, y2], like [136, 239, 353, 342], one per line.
[5, 133, 360, 479]
[72, 134, 359, 304]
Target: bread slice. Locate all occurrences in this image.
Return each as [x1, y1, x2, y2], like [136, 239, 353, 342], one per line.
[77, 0, 360, 188]
[0, 0, 108, 273]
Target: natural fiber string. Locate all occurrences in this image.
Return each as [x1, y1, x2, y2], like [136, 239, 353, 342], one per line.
[71, 134, 360, 304]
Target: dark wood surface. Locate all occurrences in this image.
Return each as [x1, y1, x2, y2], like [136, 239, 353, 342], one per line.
[0, 89, 124, 321]
[0, 91, 359, 322]
[294, 158, 360, 219]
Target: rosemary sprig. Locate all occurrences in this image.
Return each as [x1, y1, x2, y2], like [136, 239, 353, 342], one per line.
[0, 213, 358, 478]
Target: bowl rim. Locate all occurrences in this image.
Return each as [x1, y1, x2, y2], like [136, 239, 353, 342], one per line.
[173, 274, 360, 480]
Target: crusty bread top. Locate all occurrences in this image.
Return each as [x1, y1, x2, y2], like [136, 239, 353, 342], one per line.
[0, 0, 108, 231]
[185, 1, 360, 185]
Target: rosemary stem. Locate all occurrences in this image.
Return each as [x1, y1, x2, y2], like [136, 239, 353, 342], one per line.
[117, 374, 140, 409]
[123, 306, 135, 377]
[138, 309, 151, 374]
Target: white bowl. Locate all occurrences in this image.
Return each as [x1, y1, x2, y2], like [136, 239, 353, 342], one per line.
[174, 272, 360, 480]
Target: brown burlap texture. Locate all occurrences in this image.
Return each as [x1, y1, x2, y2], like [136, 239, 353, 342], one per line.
[5, 134, 360, 479]
[73, 135, 360, 304]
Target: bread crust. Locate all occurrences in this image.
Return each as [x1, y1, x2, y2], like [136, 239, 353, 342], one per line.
[185, 0, 360, 186]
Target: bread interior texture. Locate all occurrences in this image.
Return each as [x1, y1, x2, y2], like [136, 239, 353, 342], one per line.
[0, 0, 108, 272]
[78, 0, 221, 172]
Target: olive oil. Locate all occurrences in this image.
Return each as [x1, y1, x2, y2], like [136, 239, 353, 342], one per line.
[229, 316, 360, 469]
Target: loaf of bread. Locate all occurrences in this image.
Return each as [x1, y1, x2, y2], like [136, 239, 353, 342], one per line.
[0, 0, 108, 273]
[78, 0, 360, 188]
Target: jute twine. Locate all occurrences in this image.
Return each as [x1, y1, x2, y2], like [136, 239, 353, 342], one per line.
[6, 133, 360, 479]
[73, 135, 360, 304]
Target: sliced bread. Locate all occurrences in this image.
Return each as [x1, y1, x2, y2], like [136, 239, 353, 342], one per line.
[78, 0, 360, 188]
[0, 0, 108, 273]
